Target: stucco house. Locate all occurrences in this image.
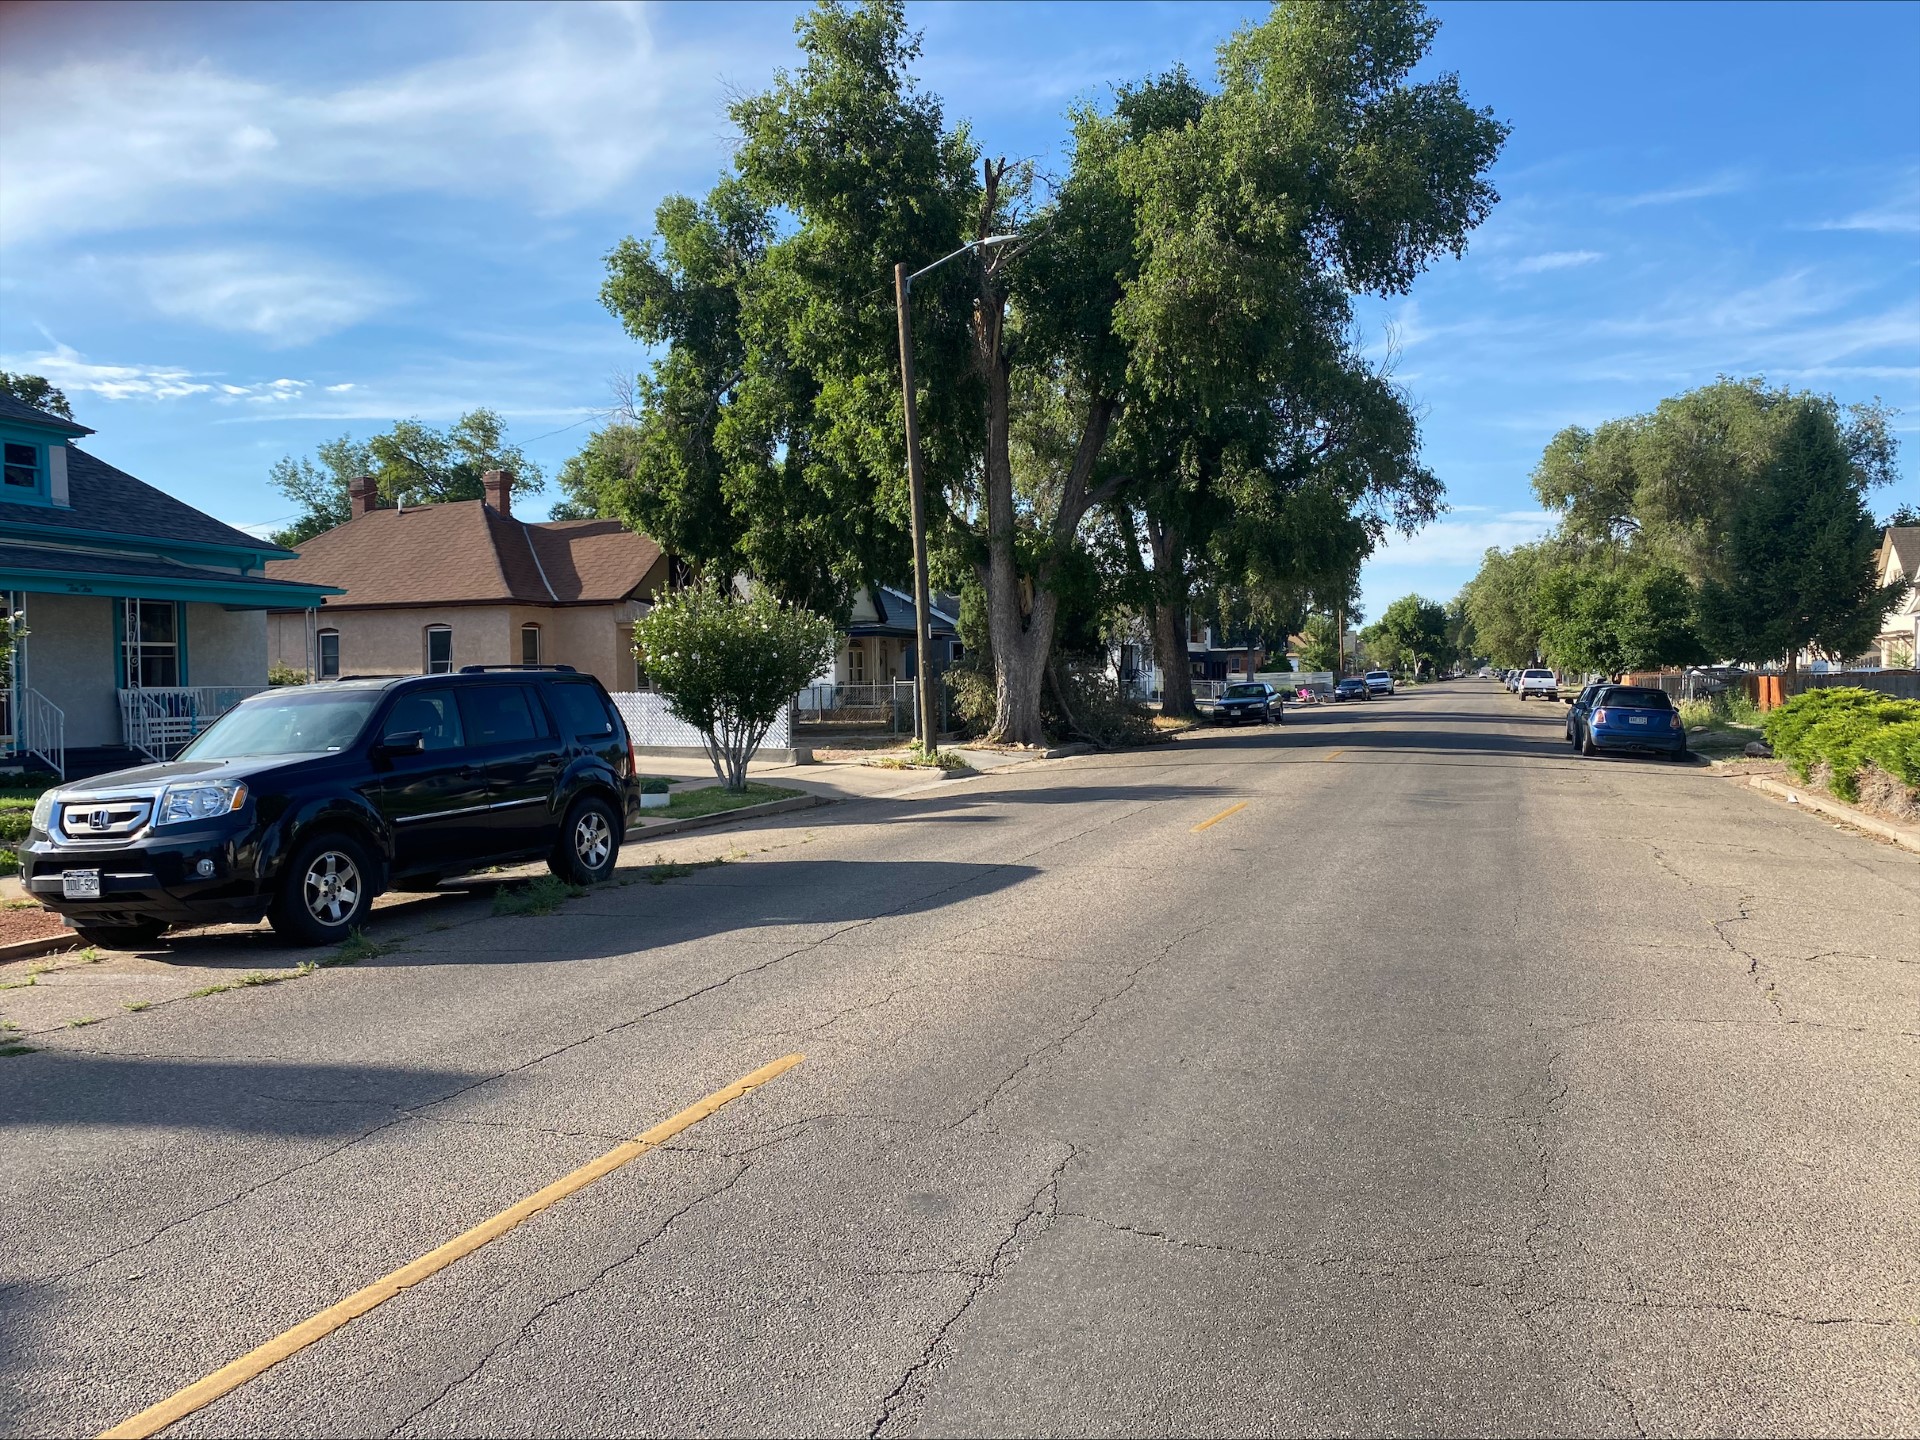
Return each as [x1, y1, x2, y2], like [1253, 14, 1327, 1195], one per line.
[0, 394, 337, 778]
[264, 470, 669, 692]
[1872, 526, 1919, 668]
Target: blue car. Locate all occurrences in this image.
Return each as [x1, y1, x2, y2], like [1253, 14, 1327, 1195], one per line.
[1576, 684, 1688, 760]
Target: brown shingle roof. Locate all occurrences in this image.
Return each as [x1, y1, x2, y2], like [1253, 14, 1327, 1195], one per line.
[265, 501, 664, 610]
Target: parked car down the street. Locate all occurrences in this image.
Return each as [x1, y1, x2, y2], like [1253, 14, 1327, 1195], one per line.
[21, 667, 642, 949]
[1215, 682, 1284, 725]
[1576, 685, 1688, 760]
[1333, 677, 1370, 701]
[1364, 670, 1395, 696]
[1516, 668, 1559, 701]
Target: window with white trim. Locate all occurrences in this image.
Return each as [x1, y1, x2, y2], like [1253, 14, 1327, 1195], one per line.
[425, 625, 452, 674]
[520, 623, 541, 667]
[318, 629, 340, 679]
[123, 599, 180, 687]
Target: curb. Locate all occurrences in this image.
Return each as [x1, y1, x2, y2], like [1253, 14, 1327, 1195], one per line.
[0, 932, 79, 964]
[1748, 775, 1920, 856]
[626, 793, 828, 842]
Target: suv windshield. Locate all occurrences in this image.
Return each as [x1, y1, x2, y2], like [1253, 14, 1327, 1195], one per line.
[179, 690, 383, 760]
[1224, 684, 1266, 698]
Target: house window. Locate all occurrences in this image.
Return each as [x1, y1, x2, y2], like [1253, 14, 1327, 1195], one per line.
[425, 625, 452, 674]
[4, 442, 40, 491]
[848, 641, 867, 685]
[520, 623, 541, 667]
[317, 629, 340, 679]
[121, 599, 181, 688]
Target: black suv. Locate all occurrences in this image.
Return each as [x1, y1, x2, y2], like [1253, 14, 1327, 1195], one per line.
[23, 667, 640, 948]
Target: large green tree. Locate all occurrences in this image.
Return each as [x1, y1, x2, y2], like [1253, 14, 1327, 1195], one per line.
[270, 409, 544, 547]
[1461, 542, 1552, 667]
[1534, 557, 1704, 678]
[597, 0, 1501, 743]
[1696, 399, 1903, 673]
[1363, 595, 1449, 677]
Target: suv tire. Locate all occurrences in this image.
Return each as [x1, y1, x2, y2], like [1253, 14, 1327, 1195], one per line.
[270, 832, 376, 946]
[73, 920, 168, 951]
[551, 796, 620, 885]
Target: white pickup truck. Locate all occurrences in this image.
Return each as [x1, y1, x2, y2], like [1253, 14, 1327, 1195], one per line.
[1515, 667, 1559, 701]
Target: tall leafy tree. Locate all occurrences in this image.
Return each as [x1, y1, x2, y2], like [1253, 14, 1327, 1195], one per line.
[1697, 399, 1903, 674]
[1461, 543, 1552, 667]
[1364, 595, 1449, 677]
[1534, 557, 1703, 678]
[598, 0, 1501, 743]
[270, 409, 543, 547]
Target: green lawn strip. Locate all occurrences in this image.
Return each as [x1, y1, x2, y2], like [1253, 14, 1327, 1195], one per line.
[647, 782, 802, 821]
[863, 749, 975, 773]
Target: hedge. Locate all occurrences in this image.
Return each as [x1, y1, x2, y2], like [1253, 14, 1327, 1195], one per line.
[1761, 687, 1920, 801]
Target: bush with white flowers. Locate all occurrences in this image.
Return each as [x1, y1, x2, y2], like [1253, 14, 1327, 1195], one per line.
[632, 584, 837, 791]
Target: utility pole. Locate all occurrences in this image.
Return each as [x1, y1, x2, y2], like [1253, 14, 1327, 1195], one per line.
[893, 261, 940, 755]
[891, 234, 1018, 758]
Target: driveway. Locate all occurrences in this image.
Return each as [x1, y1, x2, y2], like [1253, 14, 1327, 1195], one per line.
[3, 681, 1916, 1436]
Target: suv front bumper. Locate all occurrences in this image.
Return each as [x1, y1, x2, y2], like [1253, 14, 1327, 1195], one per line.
[21, 824, 270, 928]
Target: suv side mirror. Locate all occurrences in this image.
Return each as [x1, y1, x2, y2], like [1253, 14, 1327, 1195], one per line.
[377, 730, 425, 757]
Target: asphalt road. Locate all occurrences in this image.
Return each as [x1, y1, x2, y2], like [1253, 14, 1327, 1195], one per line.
[4, 680, 1917, 1437]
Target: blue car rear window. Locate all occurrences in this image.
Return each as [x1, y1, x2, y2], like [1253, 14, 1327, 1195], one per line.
[1598, 688, 1672, 710]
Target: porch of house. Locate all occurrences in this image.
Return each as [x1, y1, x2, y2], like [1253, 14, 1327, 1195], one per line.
[3, 592, 272, 780]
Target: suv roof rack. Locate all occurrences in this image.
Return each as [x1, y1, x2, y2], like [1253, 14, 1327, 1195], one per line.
[456, 664, 577, 674]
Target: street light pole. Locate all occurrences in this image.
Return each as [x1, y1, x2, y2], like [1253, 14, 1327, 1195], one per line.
[892, 234, 1018, 758]
[892, 260, 939, 755]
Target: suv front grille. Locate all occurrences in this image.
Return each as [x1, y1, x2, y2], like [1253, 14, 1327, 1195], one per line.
[57, 800, 153, 841]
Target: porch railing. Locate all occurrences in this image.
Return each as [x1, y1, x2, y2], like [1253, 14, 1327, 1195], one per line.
[12, 687, 66, 780]
[119, 686, 264, 762]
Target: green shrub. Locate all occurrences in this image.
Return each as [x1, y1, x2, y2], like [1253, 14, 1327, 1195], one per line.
[1762, 687, 1920, 799]
[639, 777, 672, 795]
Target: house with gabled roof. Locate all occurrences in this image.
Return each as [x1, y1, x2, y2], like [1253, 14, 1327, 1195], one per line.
[1873, 526, 1920, 668]
[0, 394, 340, 778]
[263, 470, 670, 692]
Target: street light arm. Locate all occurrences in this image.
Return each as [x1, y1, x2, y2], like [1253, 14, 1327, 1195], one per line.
[906, 233, 1020, 287]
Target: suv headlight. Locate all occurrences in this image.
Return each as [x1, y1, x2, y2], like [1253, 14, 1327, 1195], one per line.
[30, 792, 56, 833]
[155, 781, 248, 826]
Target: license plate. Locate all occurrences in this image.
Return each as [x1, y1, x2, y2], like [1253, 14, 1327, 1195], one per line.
[1628, 716, 1648, 725]
[61, 870, 101, 899]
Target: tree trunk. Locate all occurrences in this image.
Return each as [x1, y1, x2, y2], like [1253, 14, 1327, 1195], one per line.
[1148, 518, 1197, 718]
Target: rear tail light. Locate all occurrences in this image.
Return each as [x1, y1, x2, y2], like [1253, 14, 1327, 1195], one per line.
[1592, 708, 1607, 725]
[627, 736, 638, 777]
[1670, 712, 1682, 730]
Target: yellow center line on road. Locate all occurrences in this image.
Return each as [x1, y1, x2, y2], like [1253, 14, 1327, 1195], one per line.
[1322, 749, 1345, 761]
[1191, 801, 1247, 833]
[100, 1052, 806, 1440]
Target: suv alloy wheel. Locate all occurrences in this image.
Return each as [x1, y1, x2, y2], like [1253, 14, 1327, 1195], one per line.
[270, 832, 376, 945]
[550, 796, 620, 885]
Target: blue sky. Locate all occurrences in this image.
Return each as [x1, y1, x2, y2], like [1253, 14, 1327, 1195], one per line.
[2, 0, 1915, 623]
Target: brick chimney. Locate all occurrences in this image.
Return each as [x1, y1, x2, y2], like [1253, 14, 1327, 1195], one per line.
[482, 468, 513, 516]
[348, 474, 379, 518]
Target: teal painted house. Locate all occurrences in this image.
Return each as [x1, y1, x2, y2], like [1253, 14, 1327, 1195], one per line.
[0, 393, 339, 778]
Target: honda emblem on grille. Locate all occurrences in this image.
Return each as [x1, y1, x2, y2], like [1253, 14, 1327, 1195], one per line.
[89, 809, 112, 830]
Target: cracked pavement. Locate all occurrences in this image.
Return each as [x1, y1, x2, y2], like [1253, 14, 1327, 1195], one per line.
[2, 681, 1917, 1436]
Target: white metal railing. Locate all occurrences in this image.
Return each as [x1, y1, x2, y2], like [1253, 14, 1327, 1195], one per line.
[118, 686, 263, 761]
[18, 687, 65, 779]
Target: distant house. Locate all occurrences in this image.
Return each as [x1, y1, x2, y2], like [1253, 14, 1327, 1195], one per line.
[264, 471, 669, 693]
[829, 585, 961, 688]
[1873, 526, 1919, 668]
[0, 394, 338, 777]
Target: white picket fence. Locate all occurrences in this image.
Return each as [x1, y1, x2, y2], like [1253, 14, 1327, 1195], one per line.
[611, 692, 791, 751]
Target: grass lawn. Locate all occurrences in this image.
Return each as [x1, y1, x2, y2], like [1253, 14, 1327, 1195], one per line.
[646, 782, 803, 821]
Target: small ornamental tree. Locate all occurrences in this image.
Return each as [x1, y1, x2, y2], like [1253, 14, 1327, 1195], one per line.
[633, 585, 837, 792]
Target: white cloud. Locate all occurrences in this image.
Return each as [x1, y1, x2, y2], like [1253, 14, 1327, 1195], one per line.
[324, 383, 355, 393]
[0, 5, 773, 248]
[0, 341, 314, 405]
[131, 250, 399, 346]
[1, 342, 214, 401]
[1367, 511, 1557, 568]
[1613, 170, 1751, 209]
[1510, 250, 1603, 275]
[1814, 169, 1920, 235]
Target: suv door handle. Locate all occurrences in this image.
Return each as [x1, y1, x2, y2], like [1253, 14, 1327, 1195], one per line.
[457, 766, 479, 780]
